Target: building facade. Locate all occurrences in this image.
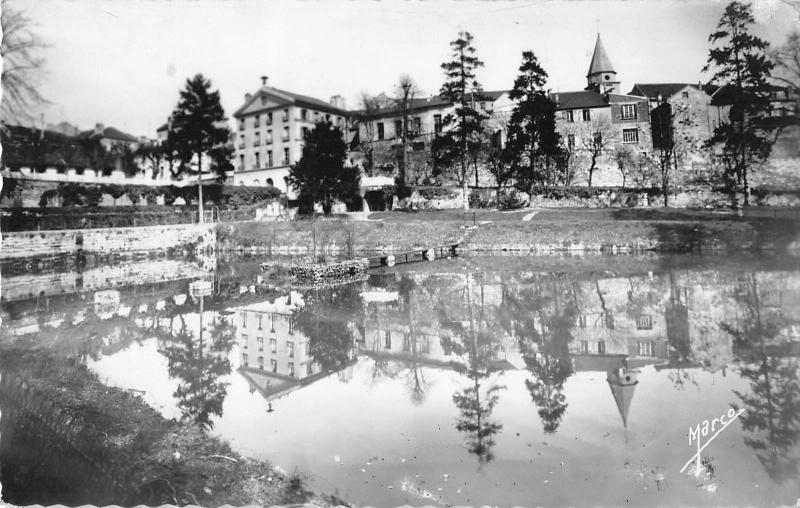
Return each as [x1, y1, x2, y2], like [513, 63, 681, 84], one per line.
[231, 77, 349, 197]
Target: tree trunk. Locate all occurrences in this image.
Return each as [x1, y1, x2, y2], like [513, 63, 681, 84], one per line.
[197, 151, 205, 223]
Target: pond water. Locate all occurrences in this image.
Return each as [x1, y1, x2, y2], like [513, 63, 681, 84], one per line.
[2, 252, 800, 506]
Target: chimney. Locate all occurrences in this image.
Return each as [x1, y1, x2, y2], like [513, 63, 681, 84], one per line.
[330, 94, 345, 110]
[245, 92, 252, 102]
[260, 75, 269, 87]
[94, 123, 104, 136]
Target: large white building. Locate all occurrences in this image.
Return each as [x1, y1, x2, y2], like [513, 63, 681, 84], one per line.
[231, 77, 349, 197]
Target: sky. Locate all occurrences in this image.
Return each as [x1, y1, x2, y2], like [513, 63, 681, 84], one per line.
[10, 0, 800, 137]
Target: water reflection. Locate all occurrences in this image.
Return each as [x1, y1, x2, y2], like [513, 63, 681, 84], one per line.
[3, 254, 800, 505]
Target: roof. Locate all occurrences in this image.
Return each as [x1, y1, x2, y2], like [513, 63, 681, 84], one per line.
[710, 83, 798, 105]
[553, 90, 608, 110]
[628, 83, 700, 99]
[587, 34, 615, 77]
[156, 122, 168, 132]
[353, 90, 509, 118]
[233, 86, 349, 118]
[80, 126, 139, 143]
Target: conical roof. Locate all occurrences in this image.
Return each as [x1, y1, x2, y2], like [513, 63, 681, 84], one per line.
[587, 34, 615, 76]
[607, 370, 637, 427]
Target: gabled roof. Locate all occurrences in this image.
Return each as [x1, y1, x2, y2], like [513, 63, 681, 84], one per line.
[587, 34, 615, 77]
[233, 86, 348, 118]
[628, 83, 700, 99]
[352, 90, 509, 118]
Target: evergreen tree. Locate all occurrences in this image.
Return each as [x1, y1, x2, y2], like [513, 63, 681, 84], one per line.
[168, 74, 232, 220]
[703, 1, 775, 206]
[432, 31, 487, 209]
[506, 51, 562, 195]
[288, 122, 360, 215]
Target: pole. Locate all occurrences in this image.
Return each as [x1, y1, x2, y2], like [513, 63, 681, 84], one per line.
[197, 152, 204, 224]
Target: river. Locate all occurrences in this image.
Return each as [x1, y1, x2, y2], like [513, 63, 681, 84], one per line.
[1, 251, 799, 506]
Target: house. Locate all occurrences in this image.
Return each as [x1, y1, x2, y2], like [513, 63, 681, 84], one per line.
[79, 123, 142, 150]
[350, 90, 511, 186]
[231, 76, 350, 196]
[551, 34, 652, 186]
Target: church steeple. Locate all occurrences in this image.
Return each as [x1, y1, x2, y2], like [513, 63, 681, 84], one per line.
[586, 33, 620, 94]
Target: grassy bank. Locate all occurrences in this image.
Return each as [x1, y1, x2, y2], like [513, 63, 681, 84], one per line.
[219, 208, 800, 257]
[0, 347, 345, 507]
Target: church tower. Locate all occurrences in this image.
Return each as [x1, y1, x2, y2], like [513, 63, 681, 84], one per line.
[586, 33, 620, 94]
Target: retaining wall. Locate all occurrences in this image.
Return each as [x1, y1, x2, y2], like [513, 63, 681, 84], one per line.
[1, 223, 216, 259]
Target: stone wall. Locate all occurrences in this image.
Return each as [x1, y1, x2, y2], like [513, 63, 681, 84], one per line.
[1, 223, 216, 260]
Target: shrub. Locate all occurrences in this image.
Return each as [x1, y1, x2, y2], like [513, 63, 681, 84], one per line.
[498, 190, 526, 210]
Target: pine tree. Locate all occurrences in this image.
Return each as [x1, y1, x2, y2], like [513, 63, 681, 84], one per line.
[506, 51, 561, 196]
[703, 1, 775, 207]
[432, 31, 487, 209]
[288, 122, 360, 215]
[168, 74, 232, 221]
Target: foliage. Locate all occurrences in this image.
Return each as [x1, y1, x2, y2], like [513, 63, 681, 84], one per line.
[394, 74, 422, 187]
[506, 51, 562, 193]
[288, 122, 360, 215]
[770, 30, 800, 90]
[433, 31, 488, 208]
[497, 189, 526, 210]
[293, 285, 361, 371]
[0, 0, 48, 124]
[651, 101, 677, 205]
[167, 74, 233, 182]
[703, 0, 776, 206]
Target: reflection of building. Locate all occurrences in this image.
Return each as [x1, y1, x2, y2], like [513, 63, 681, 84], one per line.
[231, 292, 355, 401]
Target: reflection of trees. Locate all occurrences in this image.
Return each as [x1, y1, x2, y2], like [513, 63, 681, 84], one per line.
[723, 273, 800, 483]
[440, 272, 506, 465]
[501, 281, 575, 434]
[665, 272, 698, 389]
[294, 283, 362, 372]
[163, 306, 235, 431]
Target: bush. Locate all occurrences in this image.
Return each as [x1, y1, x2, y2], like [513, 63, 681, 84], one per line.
[498, 190, 526, 210]
[469, 189, 495, 209]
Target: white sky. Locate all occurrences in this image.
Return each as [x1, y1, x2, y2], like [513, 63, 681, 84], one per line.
[12, 0, 800, 137]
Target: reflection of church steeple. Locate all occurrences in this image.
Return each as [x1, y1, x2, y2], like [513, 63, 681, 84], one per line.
[607, 367, 638, 428]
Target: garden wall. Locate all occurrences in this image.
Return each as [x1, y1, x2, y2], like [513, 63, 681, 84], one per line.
[1, 223, 216, 260]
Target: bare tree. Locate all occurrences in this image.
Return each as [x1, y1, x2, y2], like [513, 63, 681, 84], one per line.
[394, 74, 421, 189]
[1, 0, 48, 124]
[771, 30, 800, 90]
[579, 116, 616, 188]
[613, 146, 635, 188]
[355, 92, 383, 176]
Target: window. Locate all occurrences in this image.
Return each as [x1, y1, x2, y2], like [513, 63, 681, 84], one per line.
[682, 91, 689, 99]
[377, 122, 385, 140]
[413, 117, 421, 134]
[302, 127, 309, 139]
[266, 112, 272, 125]
[253, 132, 260, 146]
[582, 109, 591, 121]
[326, 114, 331, 122]
[239, 120, 245, 131]
[402, 334, 411, 352]
[307, 363, 313, 375]
[288, 341, 294, 358]
[622, 128, 639, 143]
[282, 109, 289, 122]
[254, 115, 260, 127]
[288, 316, 294, 335]
[270, 314, 276, 332]
[283, 148, 290, 165]
[637, 340, 654, 356]
[265, 129, 272, 144]
[241, 334, 248, 348]
[434, 115, 442, 133]
[242, 353, 249, 365]
[267, 150, 273, 167]
[258, 356, 264, 370]
[301, 109, 308, 121]
[257, 336, 264, 351]
[240, 311, 247, 327]
[271, 359, 277, 372]
[254, 152, 260, 168]
[394, 120, 403, 138]
[384, 330, 392, 349]
[270, 338, 277, 354]
[580, 340, 589, 353]
[565, 110, 574, 122]
[636, 315, 653, 330]
[567, 134, 576, 148]
[620, 104, 637, 120]
[604, 313, 615, 329]
[282, 126, 289, 142]
[238, 134, 245, 149]
[598, 340, 606, 354]
[288, 362, 295, 377]
[239, 154, 244, 169]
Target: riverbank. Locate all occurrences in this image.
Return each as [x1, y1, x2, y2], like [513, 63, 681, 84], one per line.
[218, 208, 800, 257]
[0, 347, 346, 508]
